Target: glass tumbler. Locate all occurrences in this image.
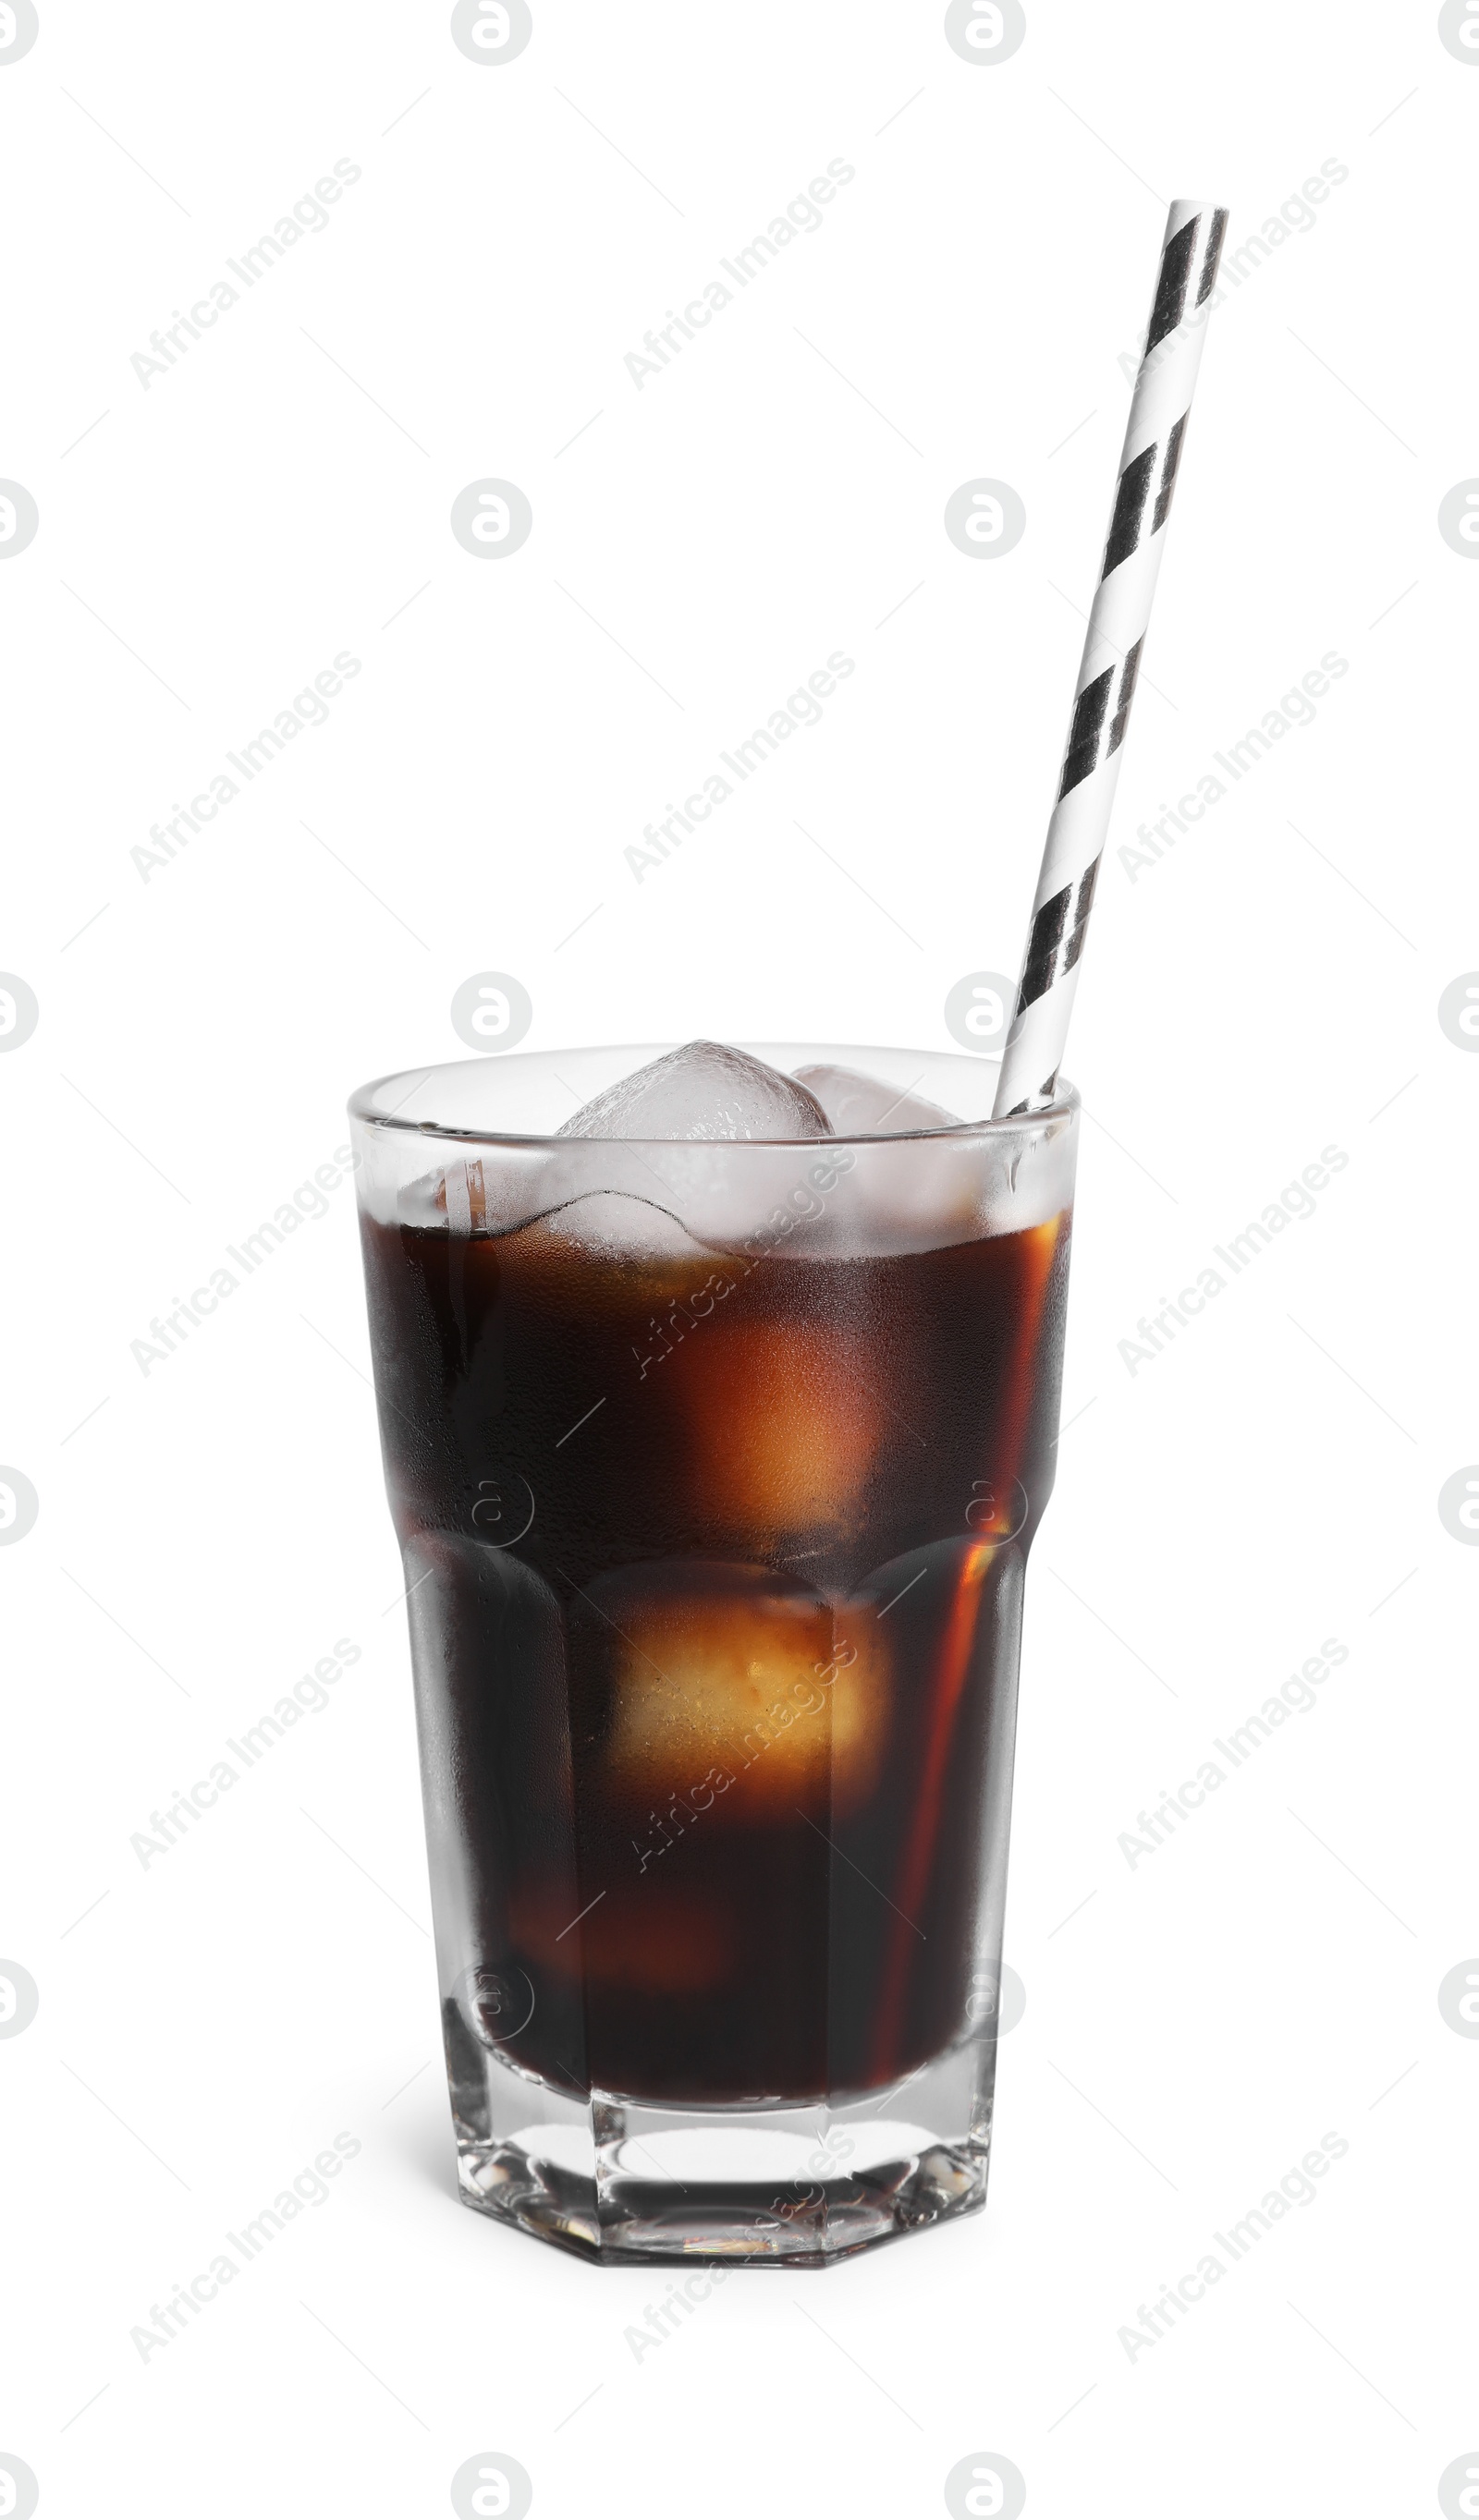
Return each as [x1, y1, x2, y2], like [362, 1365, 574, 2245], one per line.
[349, 1044, 1078, 2265]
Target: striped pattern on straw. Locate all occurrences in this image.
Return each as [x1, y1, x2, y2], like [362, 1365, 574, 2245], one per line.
[992, 199, 1228, 1119]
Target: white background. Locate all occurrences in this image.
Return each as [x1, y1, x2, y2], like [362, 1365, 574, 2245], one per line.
[3, 3, 1476, 2514]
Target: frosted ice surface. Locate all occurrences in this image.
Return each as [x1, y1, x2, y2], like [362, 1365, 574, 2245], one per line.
[792, 1063, 962, 1136]
[557, 1041, 833, 1141]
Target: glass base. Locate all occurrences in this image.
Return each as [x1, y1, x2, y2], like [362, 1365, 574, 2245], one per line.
[450, 2040, 995, 2266]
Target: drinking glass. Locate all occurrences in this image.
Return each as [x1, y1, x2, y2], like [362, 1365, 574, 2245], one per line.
[349, 1044, 1078, 2265]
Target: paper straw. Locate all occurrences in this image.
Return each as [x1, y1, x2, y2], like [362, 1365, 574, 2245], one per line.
[992, 199, 1228, 1119]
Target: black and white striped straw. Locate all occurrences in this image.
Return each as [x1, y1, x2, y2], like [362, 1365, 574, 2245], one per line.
[992, 198, 1228, 1119]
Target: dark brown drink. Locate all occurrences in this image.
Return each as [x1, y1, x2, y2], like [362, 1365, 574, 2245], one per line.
[361, 1184, 1069, 2110]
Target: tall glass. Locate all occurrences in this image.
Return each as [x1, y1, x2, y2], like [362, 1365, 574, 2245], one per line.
[349, 1045, 1078, 2265]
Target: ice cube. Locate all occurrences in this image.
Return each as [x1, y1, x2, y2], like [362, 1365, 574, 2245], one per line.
[509, 1878, 735, 1994]
[557, 1041, 833, 1141]
[515, 1190, 712, 1263]
[593, 1564, 891, 1818]
[792, 1062, 962, 1137]
[677, 1314, 881, 1535]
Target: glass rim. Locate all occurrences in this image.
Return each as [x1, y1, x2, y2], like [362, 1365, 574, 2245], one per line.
[347, 1043, 1080, 1150]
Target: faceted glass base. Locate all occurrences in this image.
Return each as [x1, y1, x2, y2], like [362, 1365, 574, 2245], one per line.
[451, 2039, 995, 2266]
